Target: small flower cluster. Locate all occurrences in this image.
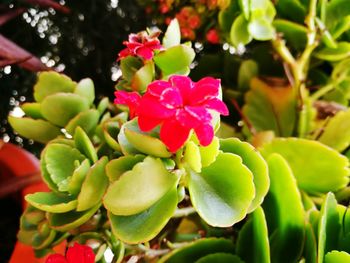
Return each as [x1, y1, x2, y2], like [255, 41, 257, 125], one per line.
[46, 243, 94, 263]
[115, 75, 228, 152]
[118, 31, 163, 61]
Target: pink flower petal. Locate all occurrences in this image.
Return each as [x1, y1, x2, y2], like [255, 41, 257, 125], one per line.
[204, 98, 229, 115]
[169, 75, 193, 104]
[118, 48, 131, 60]
[159, 87, 183, 109]
[194, 123, 214, 146]
[176, 106, 212, 128]
[147, 80, 171, 96]
[191, 77, 220, 104]
[160, 119, 192, 152]
[45, 254, 68, 263]
[138, 94, 175, 119]
[136, 47, 154, 60]
[114, 90, 141, 119]
[138, 115, 163, 131]
[66, 243, 95, 263]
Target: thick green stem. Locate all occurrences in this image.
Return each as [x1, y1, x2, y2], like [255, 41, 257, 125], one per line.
[310, 83, 334, 100]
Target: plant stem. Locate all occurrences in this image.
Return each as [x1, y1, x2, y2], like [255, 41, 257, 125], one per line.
[271, 0, 320, 137]
[310, 83, 334, 100]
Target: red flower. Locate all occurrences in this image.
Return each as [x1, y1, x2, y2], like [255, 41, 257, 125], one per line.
[46, 243, 95, 263]
[114, 90, 141, 119]
[115, 75, 229, 152]
[118, 32, 163, 61]
[206, 28, 220, 44]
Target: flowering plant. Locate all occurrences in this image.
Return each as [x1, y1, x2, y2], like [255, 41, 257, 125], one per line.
[8, 0, 350, 261]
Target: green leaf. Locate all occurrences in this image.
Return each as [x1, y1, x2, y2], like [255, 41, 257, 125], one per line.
[34, 71, 76, 102]
[238, 60, 259, 91]
[319, 109, 350, 152]
[119, 118, 172, 158]
[47, 203, 100, 231]
[248, 17, 275, 41]
[41, 93, 90, 127]
[325, 251, 350, 263]
[218, 1, 240, 34]
[21, 102, 43, 119]
[74, 78, 95, 105]
[8, 116, 61, 144]
[326, 0, 350, 28]
[40, 148, 59, 191]
[120, 56, 143, 82]
[104, 157, 179, 215]
[220, 138, 269, 213]
[65, 109, 100, 136]
[74, 126, 98, 163]
[109, 187, 177, 244]
[195, 253, 244, 263]
[239, 0, 250, 20]
[97, 97, 109, 115]
[154, 45, 195, 75]
[314, 42, 350, 61]
[67, 159, 91, 196]
[44, 143, 86, 192]
[273, 19, 307, 49]
[318, 193, 341, 263]
[263, 154, 305, 263]
[199, 137, 220, 168]
[159, 238, 235, 263]
[103, 116, 122, 151]
[243, 77, 297, 137]
[106, 155, 145, 181]
[276, 0, 306, 24]
[25, 192, 77, 213]
[163, 18, 181, 48]
[188, 152, 255, 227]
[77, 157, 109, 211]
[303, 222, 317, 263]
[184, 141, 202, 173]
[131, 61, 154, 93]
[261, 138, 350, 194]
[236, 207, 270, 263]
[230, 14, 252, 46]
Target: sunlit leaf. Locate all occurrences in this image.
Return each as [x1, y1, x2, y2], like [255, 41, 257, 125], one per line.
[314, 42, 350, 61]
[220, 138, 269, 213]
[163, 19, 181, 48]
[261, 138, 350, 194]
[131, 61, 154, 93]
[74, 78, 95, 105]
[236, 207, 270, 263]
[230, 14, 252, 46]
[318, 193, 341, 263]
[319, 109, 350, 152]
[154, 45, 195, 76]
[104, 157, 179, 215]
[47, 203, 100, 231]
[109, 187, 177, 244]
[65, 109, 100, 136]
[34, 71, 76, 102]
[263, 154, 305, 263]
[105, 155, 145, 181]
[325, 251, 350, 262]
[188, 152, 255, 227]
[8, 116, 61, 144]
[41, 93, 90, 127]
[44, 143, 86, 192]
[243, 77, 297, 137]
[25, 192, 77, 213]
[77, 157, 108, 211]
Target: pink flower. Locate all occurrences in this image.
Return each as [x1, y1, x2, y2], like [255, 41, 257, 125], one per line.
[114, 90, 141, 119]
[115, 75, 229, 152]
[46, 243, 95, 263]
[118, 32, 163, 61]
